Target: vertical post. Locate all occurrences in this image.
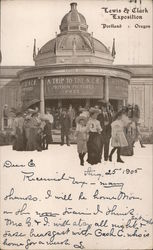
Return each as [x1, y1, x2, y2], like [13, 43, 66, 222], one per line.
[123, 99, 126, 106]
[1, 106, 4, 130]
[104, 75, 109, 102]
[40, 77, 45, 114]
[144, 84, 145, 127]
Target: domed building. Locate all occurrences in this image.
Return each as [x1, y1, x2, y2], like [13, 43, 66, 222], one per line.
[18, 2, 131, 112]
[35, 2, 113, 66]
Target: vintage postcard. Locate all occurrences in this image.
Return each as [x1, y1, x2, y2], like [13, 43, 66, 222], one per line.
[0, 0, 152, 249]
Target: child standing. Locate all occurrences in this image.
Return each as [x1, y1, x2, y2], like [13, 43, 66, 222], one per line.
[75, 116, 88, 166]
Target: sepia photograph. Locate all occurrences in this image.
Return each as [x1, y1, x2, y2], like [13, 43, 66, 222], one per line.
[0, 0, 152, 249]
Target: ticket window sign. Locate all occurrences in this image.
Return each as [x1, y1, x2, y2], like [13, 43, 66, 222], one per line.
[109, 77, 128, 100]
[44, 76, 104, 98]
[21, 79, 40, 102]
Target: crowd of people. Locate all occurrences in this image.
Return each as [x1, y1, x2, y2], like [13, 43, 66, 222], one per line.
[74, 103, 145, 165]
[12, 108, 52, 151]
[11, 102, 145, 165]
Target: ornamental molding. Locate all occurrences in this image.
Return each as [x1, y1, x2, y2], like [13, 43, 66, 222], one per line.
[19, 66, 131, 81]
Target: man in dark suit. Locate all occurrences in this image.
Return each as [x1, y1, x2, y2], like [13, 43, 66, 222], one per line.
[97, 102, 113, 161]
[60, 109, 71, 146]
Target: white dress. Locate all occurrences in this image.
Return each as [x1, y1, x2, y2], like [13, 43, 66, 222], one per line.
[111, 119, 128, 147]
[75, 124, 88, 153]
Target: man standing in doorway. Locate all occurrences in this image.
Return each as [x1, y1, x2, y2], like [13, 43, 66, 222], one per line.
[97, 101, 112, 162]
[60, 109, 71, 146]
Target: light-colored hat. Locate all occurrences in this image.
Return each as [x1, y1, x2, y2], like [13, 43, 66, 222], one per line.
[94, 105, 100, 109]
[76, 115, 87, 124]
[79, 107, 88, 112]
[27, 108, 36, 114]
[89, 107, 101, 114]
[40, 114, 50, 121]
[46, 107, 51, 111]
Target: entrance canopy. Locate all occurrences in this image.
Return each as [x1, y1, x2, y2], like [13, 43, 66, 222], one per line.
[18, 64, 131, 113]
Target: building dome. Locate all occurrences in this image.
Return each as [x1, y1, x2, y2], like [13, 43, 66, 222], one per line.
[35, 2, 114, 66]
[39, 33, 109, 54]
[18, 3, 131, 116]
[60, 2, 88, 32]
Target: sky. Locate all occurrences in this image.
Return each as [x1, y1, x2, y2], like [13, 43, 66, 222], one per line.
[1, 0, 152, 65]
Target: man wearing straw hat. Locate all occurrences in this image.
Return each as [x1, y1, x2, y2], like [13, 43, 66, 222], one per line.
[60, 108, 71, 146]
[97, 101, 112, 162]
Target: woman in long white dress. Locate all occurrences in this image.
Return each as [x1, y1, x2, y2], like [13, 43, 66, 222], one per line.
[109, 111, 128, 163]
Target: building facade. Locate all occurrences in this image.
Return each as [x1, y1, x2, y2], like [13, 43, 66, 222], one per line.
[18, 2, 130, 114]
[0, 3, 152, 129]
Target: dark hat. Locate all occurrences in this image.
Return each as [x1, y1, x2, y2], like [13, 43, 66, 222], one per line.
[98, 99, 108, 108]
[101, 103, 107, 108]
[114, 110, 123, 120]
[16, 111, 22, 116]
[31, 111, 39, 116]
[62, 107, 67, 112]
[99, 100, 108, 107]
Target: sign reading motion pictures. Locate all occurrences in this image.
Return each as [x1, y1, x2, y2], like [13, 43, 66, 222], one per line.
[44, 76, 104, 98]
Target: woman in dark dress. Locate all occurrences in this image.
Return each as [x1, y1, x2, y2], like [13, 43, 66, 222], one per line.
[12, 112, 25, 151]
[86, 108, 102, 165]
[120, 122, 135, 156]
[120, 104, 141, 156]
[24, 110, 42, 151]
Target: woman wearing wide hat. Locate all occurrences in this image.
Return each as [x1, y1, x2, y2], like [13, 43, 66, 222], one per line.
[24, 109, 42, 151]
[86, 107, 102, 165]
[75, 115, 88, 166]
[109, 110, 128, 163]
[79, 107, 90, 119]
[12, 111, 25, 151]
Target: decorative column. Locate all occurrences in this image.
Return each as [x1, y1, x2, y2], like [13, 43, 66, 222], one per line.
[123, 99, 126, 106]
[104, 75, 109, 102]
[40, 77, 45, 114]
